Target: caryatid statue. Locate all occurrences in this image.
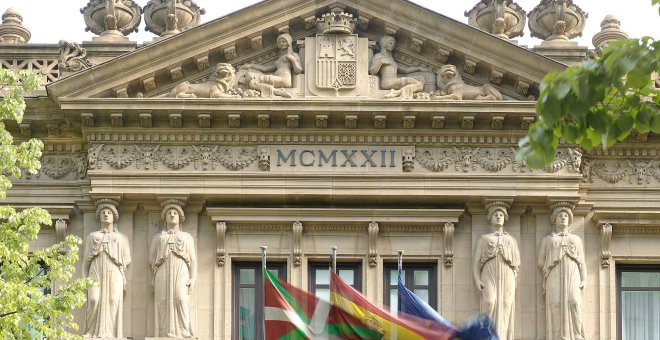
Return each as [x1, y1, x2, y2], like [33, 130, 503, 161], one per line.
[238, 33, 303, 98]
[369, 35, 427, 99]
[150, 200, 198, 338]
[83, 199, 132, 338]
[473, 201, 520, 340]
[538, 202, 587, 340]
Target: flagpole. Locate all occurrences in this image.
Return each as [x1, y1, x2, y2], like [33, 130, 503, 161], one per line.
[397, 250, 403, 277]
[331, 246, 337, 273]
[260, 245, 267, 340]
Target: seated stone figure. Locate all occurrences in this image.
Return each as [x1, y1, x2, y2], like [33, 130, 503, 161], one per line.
[238, 33, 303, 98]
[168, 63, 240, 98]
[431, 64, 503, 100]
[369, 35, 427, 99]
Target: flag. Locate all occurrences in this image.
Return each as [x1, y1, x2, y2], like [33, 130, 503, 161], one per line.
[330, 271, 455, 340]
[264, 269, 383, 339]
[397, 275, 455, 333]
[398, 276, 499, 340]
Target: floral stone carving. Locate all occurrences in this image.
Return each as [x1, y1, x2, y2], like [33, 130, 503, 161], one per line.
[40, 154, 88, 179]
[415, 147, 581, 174]
[88, 144, 258, 171]
[589, 159, 660, 185]
[81, 0, 142, 41]
[465, 0, 527, 39]
[430, 65, 503, 100]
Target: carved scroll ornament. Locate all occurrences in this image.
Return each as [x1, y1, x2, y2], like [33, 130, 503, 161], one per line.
[58, 40, 92, 72]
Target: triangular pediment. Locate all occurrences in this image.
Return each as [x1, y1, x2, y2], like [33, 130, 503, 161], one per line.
[46, 0, 566, 102]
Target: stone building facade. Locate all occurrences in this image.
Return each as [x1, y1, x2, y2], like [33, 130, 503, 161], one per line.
[1, 0, 658, 339]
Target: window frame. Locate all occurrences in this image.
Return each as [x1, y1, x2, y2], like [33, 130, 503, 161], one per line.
[231, 262, 286, 340]
[308, 262, 363, 297]
[616, 264, 660, 340]
[383, 262, 437, 310]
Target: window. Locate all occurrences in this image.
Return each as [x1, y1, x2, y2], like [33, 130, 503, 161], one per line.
[232, 262, 286, 340]
[308, 263, 362, 302]
[618, 265, 660, 340]
[384, 263, 437, 314]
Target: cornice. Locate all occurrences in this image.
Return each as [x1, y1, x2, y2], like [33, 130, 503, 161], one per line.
[207, 207, 464, 224]
[58, 97, 537, 111]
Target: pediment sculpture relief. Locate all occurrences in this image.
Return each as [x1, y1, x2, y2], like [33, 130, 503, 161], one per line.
[430, 65, 503, 100]
[161, 10, 508, 101]
[236, 33, 303, 98]
[169, 63, 240, 98]
[369, 35, 430, 99]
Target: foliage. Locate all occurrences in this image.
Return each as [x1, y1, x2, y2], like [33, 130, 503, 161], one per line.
[0, 70, 92, 339]
[518, 20, 660, 168]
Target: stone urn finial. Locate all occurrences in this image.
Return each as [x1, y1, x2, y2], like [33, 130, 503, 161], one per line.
[144, 0, 205, 39]
[592, 14, 628, 51]
[0, 7, 31, 44]
[81, 0, 142, 42]
[465, 0, 526, 40]
[528, 0, 587, 43]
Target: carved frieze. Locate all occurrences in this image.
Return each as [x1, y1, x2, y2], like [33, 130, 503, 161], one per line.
[39, 154, 88, 180]
[18, 153, 88, 181]
[586, 159, 660, 185]
[416, 147, 581, 174]
[88, 144, 258, 171]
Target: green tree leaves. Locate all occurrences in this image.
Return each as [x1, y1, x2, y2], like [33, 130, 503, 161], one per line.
[0, 70, 93, 339]
[519, 37, 660, 168]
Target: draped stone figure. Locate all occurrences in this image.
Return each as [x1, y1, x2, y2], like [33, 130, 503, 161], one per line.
[83, 199, 131, 338]
[150, 200, 198, 338]
[238, 33, 303, 98]
[369, 35, 426, 99]
[473, 201, 520, 340]
[538, 203, 587, 340]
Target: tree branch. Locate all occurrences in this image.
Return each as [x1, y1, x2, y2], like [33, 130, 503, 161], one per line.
[0, 310, 19, 318]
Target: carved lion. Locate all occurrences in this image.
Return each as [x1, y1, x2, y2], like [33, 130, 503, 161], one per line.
[431, 64, 503, 101]
[168, 63, 240, 98]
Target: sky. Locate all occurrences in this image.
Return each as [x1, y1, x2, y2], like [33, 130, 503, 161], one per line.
[3, 0, 659, 47]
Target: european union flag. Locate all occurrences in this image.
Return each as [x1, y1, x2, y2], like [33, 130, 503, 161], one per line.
[397, 275, 499, 340]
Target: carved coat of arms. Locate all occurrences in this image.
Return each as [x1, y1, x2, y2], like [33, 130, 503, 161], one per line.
[315, 35, 358, 90]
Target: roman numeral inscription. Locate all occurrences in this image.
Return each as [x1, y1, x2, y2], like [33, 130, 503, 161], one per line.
[269, 145, 408, 172]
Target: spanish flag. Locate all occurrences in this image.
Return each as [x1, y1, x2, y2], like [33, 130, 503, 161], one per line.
[330, 271, 455, 340]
